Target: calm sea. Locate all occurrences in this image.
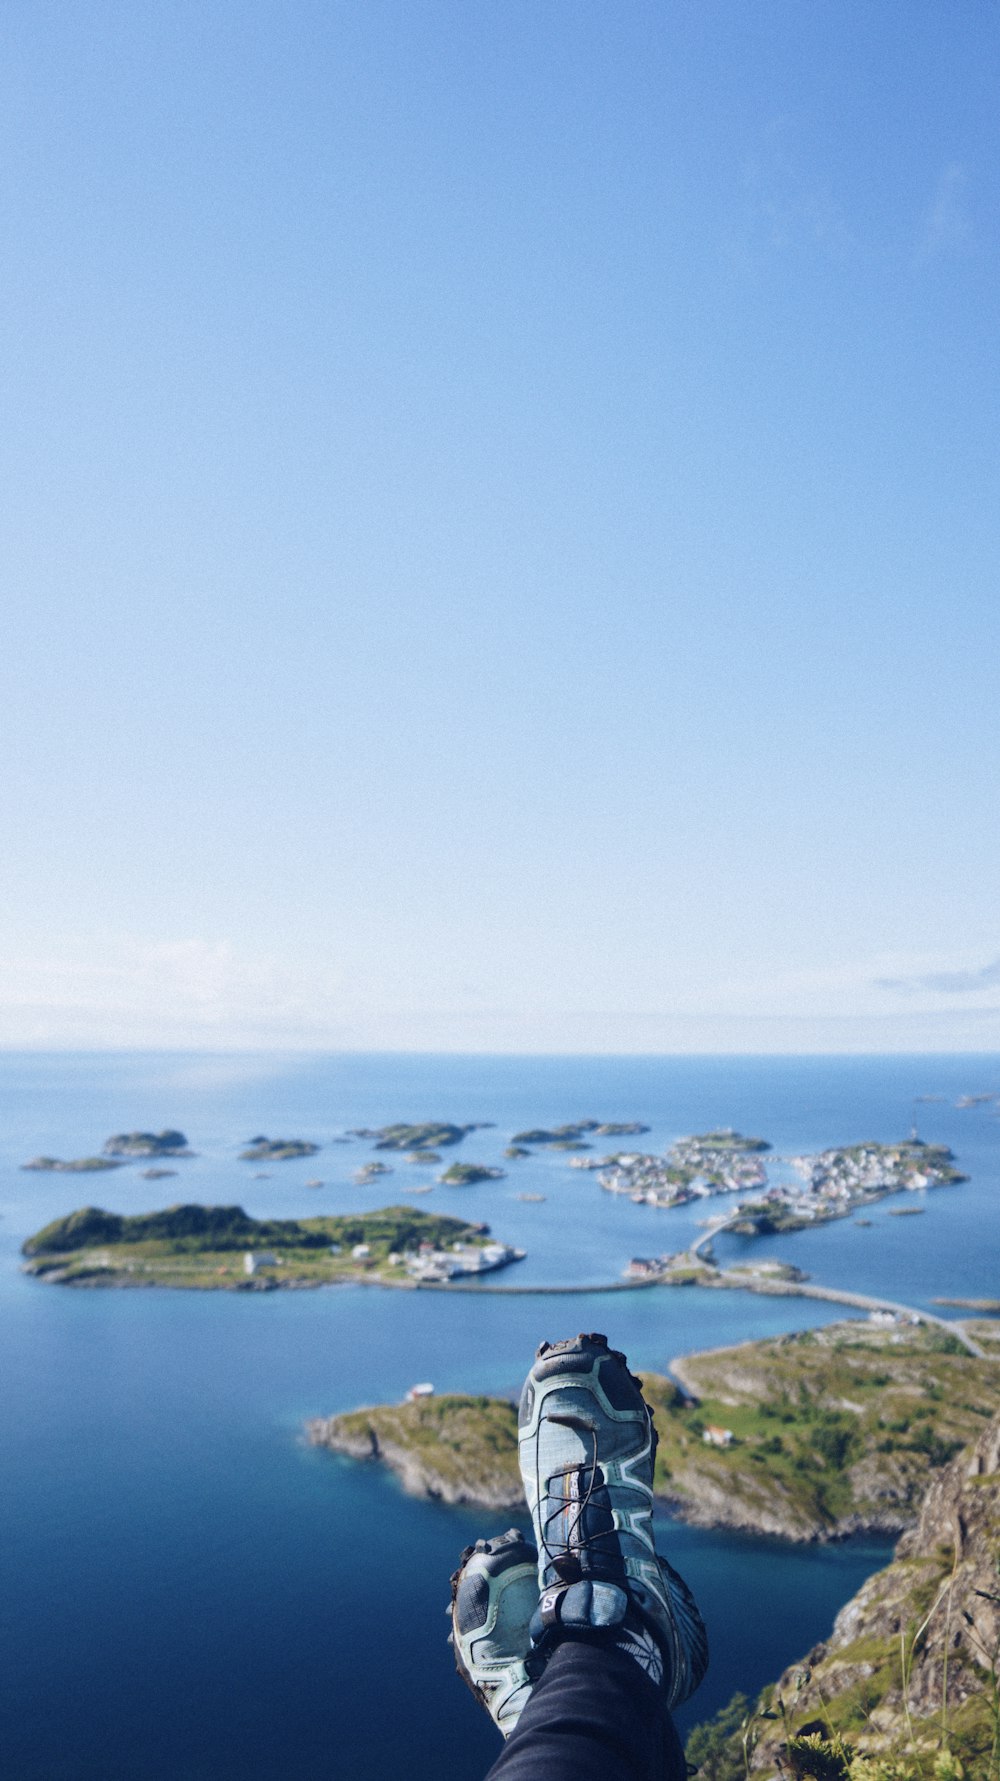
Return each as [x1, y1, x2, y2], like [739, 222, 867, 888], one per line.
[2, 1052, 998, 1780]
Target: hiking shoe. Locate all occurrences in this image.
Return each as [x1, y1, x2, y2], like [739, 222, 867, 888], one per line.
[449, 1529, 541, 1737]
[517, 1331, 709, 1710]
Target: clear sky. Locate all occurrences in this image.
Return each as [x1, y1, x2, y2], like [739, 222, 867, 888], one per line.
[1, 1, 998, 1052]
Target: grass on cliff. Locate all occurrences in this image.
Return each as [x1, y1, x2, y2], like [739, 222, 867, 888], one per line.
[327, 1395, 522, 1500]
[642, 1324, 997, 1534]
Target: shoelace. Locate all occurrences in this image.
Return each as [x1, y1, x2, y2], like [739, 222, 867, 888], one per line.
[534, 1419, 602, 1574]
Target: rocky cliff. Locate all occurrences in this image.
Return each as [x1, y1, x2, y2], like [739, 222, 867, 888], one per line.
[697, 1403, 1000, 1777]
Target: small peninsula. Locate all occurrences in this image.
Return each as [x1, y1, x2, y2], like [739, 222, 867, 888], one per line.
[309, 1395, 522, 1507]
[21, 1203, 523, 1290]
[238, 1137, 320, 1161]
[311, 1322, 999, 1539]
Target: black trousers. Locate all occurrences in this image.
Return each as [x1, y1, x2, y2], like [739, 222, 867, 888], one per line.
[484, 1638, 687, 1781]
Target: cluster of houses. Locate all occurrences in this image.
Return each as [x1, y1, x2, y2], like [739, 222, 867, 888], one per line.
[599, 1132, 769, 1210]
[402, 1239, 524, 1283]
[789, 1141, 960, 1200]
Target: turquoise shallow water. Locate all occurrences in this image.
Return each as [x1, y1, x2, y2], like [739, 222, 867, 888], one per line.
[2, 1052, 998, 1778]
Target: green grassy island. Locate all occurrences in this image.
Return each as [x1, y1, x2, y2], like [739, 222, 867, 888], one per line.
[21, 1155, 125, 1173]
[238, 1137, 320, 1161]
[347, 1122, 486, 1151]
[103, 1130, 192, 1158]
[311, 1322, 999, 1538]
[439, 1162, 506, 1186]
[510, 1121, 651, 1144]
[21, 1203, 506, 1290]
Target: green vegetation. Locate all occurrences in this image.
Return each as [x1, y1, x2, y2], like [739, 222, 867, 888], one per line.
[439, 1162, 506, 1185]
[349, 1123, 482, 1151]
[504, 1145, 531, 1159]
[686, 1408, 1000, 1780]
[313, 1324, 997, 1542]
[511, 1122, 600, 1143]
[310, 1394, 522, 1506]
[509, 1120, 650, 1143]
[238, 1137, 320, 1160]
[21, 1155, 124, 1173]
[103, 1130, 190, 1157]
[644, 1322, 995, 1538]
[696, 1130, 771, 1151]
[22, 1203, 494, 1289]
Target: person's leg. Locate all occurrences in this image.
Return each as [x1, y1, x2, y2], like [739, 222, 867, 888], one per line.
[484, 1637, 687, 1781]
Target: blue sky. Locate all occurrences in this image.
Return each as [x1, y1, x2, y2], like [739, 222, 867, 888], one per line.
[1, 1, 998, 1051]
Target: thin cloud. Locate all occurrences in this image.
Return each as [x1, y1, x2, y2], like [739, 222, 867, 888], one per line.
[915, 161, 970, 263]
[876, 957, 1000, 995]
[729, 119, 853, 268]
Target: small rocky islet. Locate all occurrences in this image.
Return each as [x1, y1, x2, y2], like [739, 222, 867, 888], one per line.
[22, 1129, 193, 1173]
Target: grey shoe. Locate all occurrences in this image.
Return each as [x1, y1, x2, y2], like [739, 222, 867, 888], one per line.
[517, 1331, 709, 1710]
[449, 1529, 541, 1736]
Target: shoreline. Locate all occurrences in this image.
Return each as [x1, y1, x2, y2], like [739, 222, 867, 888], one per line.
[26, 1256, 991, 1355]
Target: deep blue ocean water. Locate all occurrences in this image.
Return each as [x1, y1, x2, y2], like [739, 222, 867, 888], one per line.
[2, 1052, 999, 1779]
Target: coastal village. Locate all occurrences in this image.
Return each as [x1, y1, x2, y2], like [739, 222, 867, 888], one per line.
[596, 1129, 771, 1208]
[609, 1132, 967, 1286]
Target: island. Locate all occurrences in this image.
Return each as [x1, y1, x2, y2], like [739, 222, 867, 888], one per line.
[355, 1161, 393, 1182]
[347, 1123, 485, 1151]
[238, 1137, 320, 1161]
[21, 1203, 524, 1290]
[599, 1134, 964, 1230]
[103, 1130, 192, 1158]
[21, 1155, 125, 1173]
[309, 1321, 998, 1539]
[509, 1120, 651, 1144]
[726, 1138, 965, 1235]
[600, 1131, 771, 1208]
[510, 1122, 601, 1144]
[439, 1162, 506, 1186]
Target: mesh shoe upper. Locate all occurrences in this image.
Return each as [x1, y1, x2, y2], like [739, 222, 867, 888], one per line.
[517, 1331, 709, 1711]
[449, 1529, 540, 1737]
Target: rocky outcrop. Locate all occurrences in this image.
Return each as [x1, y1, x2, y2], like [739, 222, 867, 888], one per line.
[308, 1395, 523, 1509]
[739, 1409, 1000, 1774]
